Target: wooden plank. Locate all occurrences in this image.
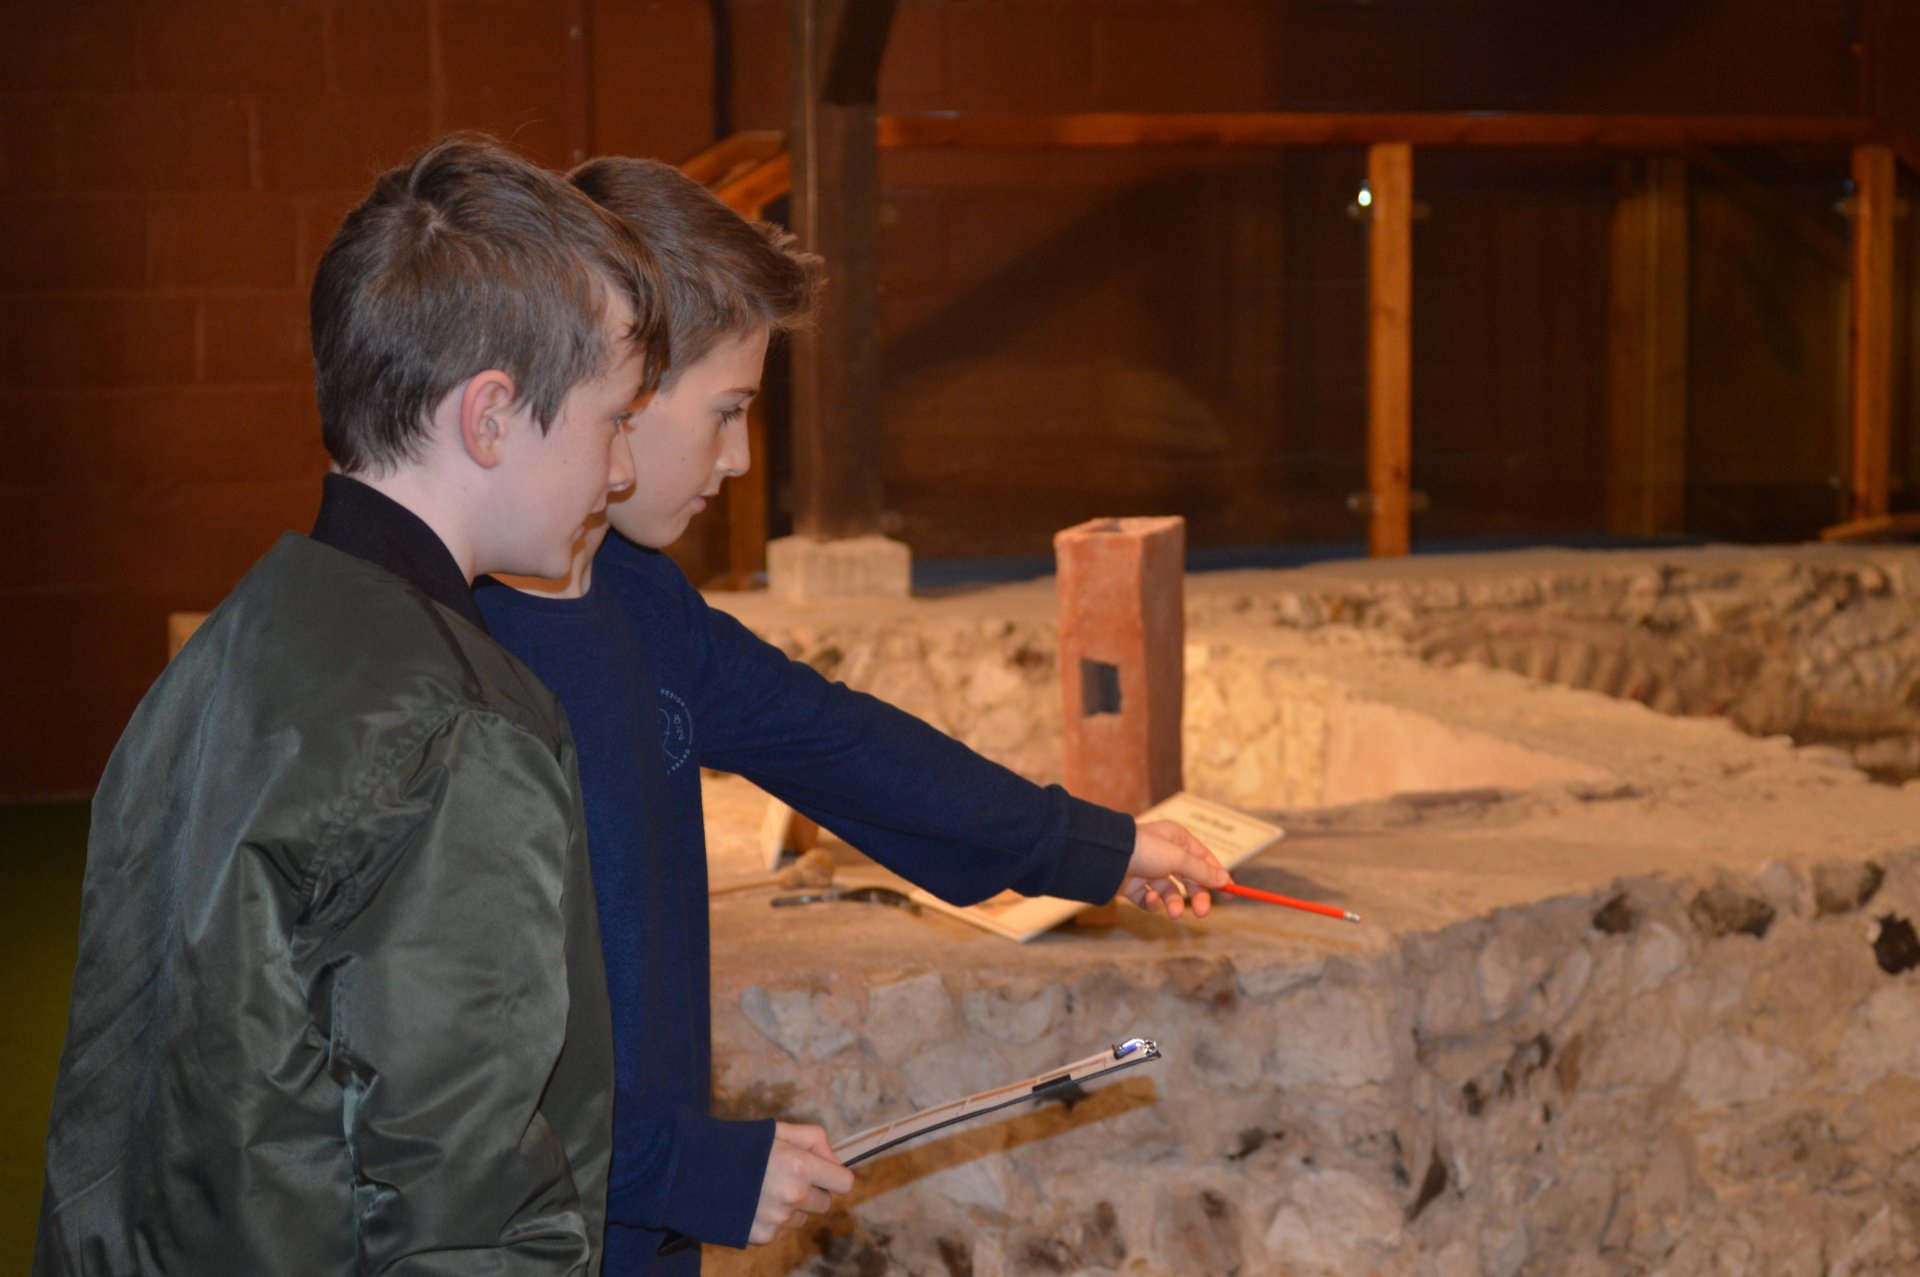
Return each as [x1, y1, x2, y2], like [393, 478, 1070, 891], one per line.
[1605, 157, 1690, 536]
[788, 0, 895, 540]
[877, 112, 1880, 152]
[1850, 142, 1897, 521]
[1367, 142, 1413, 558]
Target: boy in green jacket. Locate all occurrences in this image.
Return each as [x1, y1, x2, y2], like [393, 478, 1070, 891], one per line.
[36, 136, 655, 1276]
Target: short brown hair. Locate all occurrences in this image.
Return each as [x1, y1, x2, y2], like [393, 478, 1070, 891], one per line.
[569, 157, 821, 386]
[311, 135, 670, 474]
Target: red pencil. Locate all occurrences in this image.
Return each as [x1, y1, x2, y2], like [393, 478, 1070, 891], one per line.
[1217, 881, 1362, 924]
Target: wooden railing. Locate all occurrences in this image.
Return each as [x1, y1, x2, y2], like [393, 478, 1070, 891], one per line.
[682, 111, 1914, 574]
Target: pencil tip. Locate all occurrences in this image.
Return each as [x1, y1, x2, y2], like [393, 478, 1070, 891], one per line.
[1344, 910, 1363, 924]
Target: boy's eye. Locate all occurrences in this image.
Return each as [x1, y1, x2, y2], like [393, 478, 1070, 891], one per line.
[718, 407, 746, 428]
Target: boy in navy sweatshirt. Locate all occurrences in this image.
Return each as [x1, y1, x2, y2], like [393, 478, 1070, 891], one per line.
[476, 158, 1229, 1276]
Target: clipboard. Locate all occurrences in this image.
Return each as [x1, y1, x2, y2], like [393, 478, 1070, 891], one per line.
[657, 1037, 1163, 1257]
[833, 1035, 1162, 1166]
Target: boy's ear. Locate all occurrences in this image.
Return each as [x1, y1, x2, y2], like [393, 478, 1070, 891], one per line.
[457, 370, 519, 469]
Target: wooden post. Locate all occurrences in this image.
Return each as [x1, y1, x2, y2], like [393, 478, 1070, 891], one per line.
[787, 0, 896, 540]
[1367, 143, 1413, 557]
[1849, 142, 1896, 522]
[1605, 157, 1689, 535]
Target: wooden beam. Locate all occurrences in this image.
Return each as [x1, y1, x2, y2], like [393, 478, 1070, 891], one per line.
[1850, 142, 1897, 521]
[821, 0, 898, 104]
[877, 112, 1881, 152]
[1882, 125, 1920, 181]
[1606, 157, 1690, 536]
[713, 152, 793, 219]
[788, 0, 895, 540]
[1686, 148, 1846, 274]
[680, 130, 786, 187]
[1821, 511, 1920, 542]
[1367, 142, 1413, 558]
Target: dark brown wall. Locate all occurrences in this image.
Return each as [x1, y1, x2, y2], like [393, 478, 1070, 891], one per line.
[0, 0, 701, 798]
[0, 0, 1899, 796]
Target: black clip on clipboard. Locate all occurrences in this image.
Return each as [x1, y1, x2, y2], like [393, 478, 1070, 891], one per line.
[657, 1037, 1162, 1257]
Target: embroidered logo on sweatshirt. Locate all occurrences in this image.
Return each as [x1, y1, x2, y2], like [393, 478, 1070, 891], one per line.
[659, 687, 693, 773]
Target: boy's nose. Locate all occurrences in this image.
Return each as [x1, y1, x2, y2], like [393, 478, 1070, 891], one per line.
[718, 416, 750, 478]
[606, 426, 636, 492]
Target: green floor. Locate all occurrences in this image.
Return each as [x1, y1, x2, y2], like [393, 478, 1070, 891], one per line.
[0, 803, 87, 1270]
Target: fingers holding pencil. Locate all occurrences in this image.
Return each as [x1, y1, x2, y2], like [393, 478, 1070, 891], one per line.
[1124, 819, 1230, 919]
[1122, 818, 1361, 924]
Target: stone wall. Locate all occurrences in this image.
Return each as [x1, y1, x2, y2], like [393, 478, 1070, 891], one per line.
[1189, 547, 1920, 781]
[735, 546, 1920, 797]
[707, 851, 1920, 1277]
[707, 551, 1920, 1275]
[745, 614, 1614, 814]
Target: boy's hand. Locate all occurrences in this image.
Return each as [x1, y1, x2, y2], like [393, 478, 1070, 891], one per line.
[1121, 819, 1231, 919]
[749, 1122, 855, 1245]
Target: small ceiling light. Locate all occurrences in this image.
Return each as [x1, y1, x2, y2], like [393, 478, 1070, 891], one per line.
[1346, 179, 1373, 221]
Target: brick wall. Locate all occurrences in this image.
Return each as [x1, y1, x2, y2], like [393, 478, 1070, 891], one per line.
[0, 0, 712, 798]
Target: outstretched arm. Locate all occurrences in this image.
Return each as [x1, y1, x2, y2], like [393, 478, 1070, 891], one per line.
[691, 599, 1129, 905]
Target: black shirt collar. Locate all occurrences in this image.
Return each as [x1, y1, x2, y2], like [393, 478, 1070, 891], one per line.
[311, 473, 488, 632]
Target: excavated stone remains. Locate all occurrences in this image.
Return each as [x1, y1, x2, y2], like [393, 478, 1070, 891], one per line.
[697, 546, 1920, 1277]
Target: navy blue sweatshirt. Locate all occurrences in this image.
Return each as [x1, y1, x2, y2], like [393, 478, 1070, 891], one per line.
[476, 533, 1135, 1275]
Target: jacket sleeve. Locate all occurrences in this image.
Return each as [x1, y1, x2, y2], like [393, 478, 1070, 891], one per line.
[687, 591, 1134, 907]
[307, 708, 602, 1276]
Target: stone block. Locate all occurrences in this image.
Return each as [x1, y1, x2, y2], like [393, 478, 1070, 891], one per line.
[739, 984, 857, 1061]
[1262, 1170, 1403, 1271]
[1270, 979, 1405, 1088]
[766, 533, 911, 602]
[1475, 913, 1560, 1023]
[1054, 515, 1184, 814]
[960, 981, 1064, 1046]
[864, 971, 954, 1061]
[1682, 1032, 1804, 1108]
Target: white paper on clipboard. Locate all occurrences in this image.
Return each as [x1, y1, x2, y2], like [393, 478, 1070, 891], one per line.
[833, 1037, 1163, 1166]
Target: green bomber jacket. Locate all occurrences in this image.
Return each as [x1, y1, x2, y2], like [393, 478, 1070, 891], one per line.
[35, 532, 615, 1275]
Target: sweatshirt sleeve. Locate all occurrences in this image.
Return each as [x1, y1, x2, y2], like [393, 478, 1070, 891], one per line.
[687, 588, 1134, 907]
[606, 1106, 775, 1248]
